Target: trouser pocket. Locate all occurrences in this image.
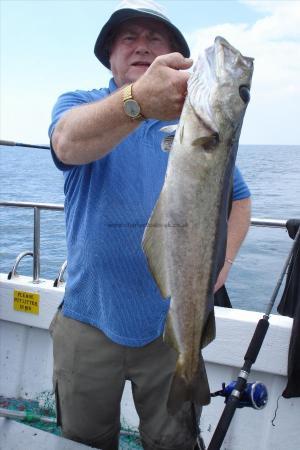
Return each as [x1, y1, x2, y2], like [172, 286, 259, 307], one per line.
[49, 309, 60, 337]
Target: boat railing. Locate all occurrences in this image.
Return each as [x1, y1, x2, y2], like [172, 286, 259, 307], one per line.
[0, 200, 291, 286]
[0, 201, 63, 285]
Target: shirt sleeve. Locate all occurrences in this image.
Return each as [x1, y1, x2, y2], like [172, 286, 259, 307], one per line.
[232, 166, 251, 200]
[48, 90, 104, 171]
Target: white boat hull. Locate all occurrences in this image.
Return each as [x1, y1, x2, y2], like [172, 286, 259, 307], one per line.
[0, 274, 299, 449]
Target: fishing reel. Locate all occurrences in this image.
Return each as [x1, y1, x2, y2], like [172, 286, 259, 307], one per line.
[211, 381, 268, 409]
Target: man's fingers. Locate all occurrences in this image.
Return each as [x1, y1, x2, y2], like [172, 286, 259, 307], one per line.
[156, 52, 193, 70]
[134, 52, 193, 121]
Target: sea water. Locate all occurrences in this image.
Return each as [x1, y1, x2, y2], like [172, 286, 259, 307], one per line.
[0, 144, 299, 313]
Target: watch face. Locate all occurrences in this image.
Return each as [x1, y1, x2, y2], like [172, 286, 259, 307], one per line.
[124, 99, 141, 118]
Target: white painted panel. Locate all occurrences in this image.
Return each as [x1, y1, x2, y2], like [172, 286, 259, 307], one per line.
[203, 306, 292, 376]
[0, 276, 293, 376]
[1, 274, 299, 449]
[0, 419, 96, 450]
[0, 321, 53, 398]
[0, 274, 63, 329]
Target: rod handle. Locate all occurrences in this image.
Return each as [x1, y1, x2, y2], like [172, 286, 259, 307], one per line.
[244, 318, 269, 364]
[207, 395, 241, 450]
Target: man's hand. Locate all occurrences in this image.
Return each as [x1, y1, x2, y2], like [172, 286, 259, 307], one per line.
[134, 52, 193, 121]
[52, 53, 193, 165]
[214, 261, 232, 294]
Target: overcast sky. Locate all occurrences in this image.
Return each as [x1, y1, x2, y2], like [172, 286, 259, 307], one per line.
[1, 0, 300, 145]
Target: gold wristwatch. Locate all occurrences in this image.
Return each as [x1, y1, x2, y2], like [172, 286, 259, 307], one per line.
[122, 83, 144, 120]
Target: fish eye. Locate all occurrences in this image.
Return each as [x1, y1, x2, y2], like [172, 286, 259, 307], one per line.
[239, 85, 250, 103]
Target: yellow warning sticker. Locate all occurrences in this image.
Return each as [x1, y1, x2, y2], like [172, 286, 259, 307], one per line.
[13, 290, 40, 315]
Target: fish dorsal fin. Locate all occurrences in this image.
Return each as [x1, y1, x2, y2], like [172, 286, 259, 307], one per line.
[142, 192, 170, 298]
[161, 135, 175, 152]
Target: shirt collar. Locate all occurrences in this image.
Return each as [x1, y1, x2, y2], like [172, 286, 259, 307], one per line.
[109, 78, 118, 93]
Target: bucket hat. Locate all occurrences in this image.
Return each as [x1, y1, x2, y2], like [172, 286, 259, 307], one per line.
[94, 0, 190, 68]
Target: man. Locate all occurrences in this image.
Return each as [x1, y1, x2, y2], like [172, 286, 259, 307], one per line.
[49, 1, 251, 449]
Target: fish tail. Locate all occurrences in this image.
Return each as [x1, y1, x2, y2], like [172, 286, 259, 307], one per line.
[167, 354, 211, 415]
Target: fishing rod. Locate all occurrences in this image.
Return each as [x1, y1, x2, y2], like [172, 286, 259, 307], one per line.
[0, 139, 50, 150]
[207, 224, 300, 450]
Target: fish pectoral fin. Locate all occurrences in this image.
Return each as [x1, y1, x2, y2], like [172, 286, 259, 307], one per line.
[161, 135, 174, 152]
[167, 354, 211, 415]
[192, 133, 219, 150]
[142, 192, 170, 299]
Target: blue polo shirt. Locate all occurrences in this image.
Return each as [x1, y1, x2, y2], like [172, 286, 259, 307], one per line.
[49, 78, 250, 347]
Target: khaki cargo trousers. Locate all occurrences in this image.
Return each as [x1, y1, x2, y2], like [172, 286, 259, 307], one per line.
[50, 311, 201, 450]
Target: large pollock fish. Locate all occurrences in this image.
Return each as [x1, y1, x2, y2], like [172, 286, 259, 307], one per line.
[142, 36, 254, 412]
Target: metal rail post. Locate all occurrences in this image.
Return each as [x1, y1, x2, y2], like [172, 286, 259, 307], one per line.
[33, 207, 41, 283]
